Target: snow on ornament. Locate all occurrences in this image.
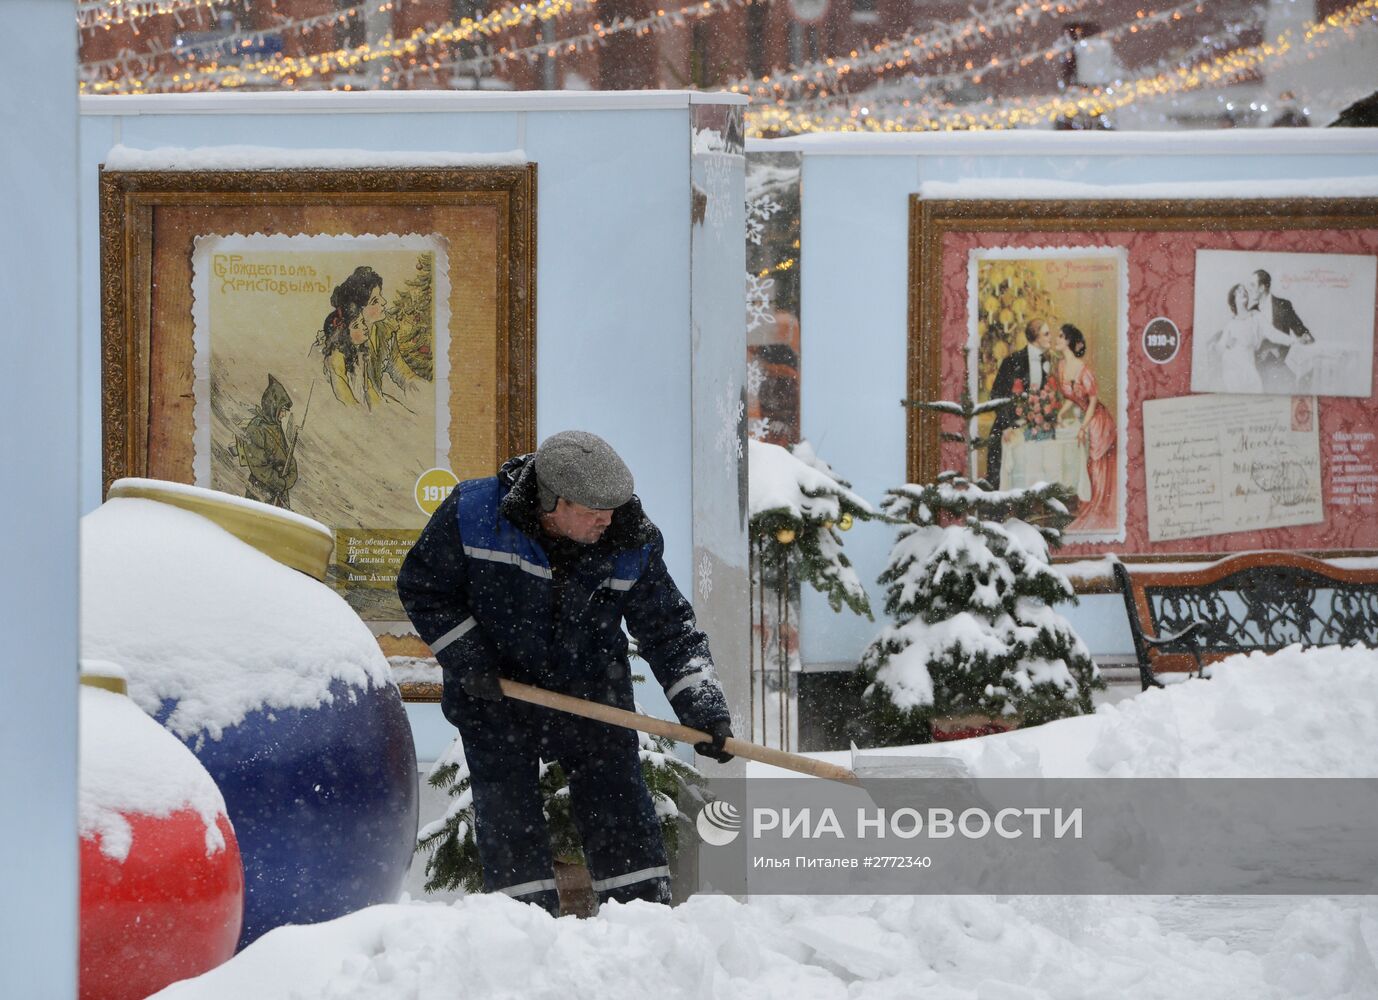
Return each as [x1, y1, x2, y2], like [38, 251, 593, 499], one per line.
[79, 661, 243, 1000]
[80, 481, 418, 950]
[748, 439, 876, 618]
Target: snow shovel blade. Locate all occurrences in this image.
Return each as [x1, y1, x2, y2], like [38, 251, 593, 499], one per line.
[848, 742, 973, 781]
[849, 742, 989, 814]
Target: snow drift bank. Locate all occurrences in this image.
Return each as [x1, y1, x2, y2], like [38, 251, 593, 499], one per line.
[151, 892, 1378, 1000]
[786, 644, 1378, 781]
[154, 646, 1378, 999]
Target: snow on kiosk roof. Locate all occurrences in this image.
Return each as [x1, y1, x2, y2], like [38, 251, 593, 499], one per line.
[746, 128, 1378, 157]
[80, 89, 748, 117]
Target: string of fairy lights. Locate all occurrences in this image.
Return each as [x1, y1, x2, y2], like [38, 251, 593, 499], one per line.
[78, 0, 229, 32]
[747, 0, 1378, 134]
[78, 0, 1376, 134]
[397, 0, 754, 83]
[724, 0, 1099, 102]
[780, 0, 1223, 117]
[91, 0, 1066, 94]
[769, 27, 1248, 132]
[80, 3, 396, 81]
[81, 0, 595, 92]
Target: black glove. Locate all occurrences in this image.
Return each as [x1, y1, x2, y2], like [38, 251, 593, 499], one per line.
[693, 718, 734, 763]
[459, 667, 503, 702]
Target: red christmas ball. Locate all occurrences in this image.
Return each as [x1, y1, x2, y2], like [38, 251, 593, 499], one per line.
[81, 811, 244, 1000]
[79, 680, 244, 1000]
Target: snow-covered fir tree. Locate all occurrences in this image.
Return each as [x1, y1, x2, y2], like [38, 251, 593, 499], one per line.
[416, 690, 699, 894]
[860, 391, 1101, 745]
[748, 438, 877, 618]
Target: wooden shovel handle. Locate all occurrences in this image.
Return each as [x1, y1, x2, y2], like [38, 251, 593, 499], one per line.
[499, 679, 860, 786]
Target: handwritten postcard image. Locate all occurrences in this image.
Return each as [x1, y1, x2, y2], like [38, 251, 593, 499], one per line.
[1142, 394, 1323, 542]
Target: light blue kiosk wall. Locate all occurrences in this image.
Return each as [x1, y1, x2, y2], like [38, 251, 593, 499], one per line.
[78, 92, 749, 764]
[749, 130, 1378, 672]
[0, 3, 79, 995]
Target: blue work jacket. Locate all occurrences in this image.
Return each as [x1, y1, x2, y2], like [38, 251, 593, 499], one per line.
[397, 454, 730, 733]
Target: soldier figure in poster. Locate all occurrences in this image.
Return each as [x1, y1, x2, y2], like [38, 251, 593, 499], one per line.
[238, 374, 300, 509]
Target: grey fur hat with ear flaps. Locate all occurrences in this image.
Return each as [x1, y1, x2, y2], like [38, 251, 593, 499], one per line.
[533, 430, 635, 511]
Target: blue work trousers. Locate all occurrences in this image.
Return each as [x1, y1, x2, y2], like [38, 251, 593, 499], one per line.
[447, 688, 672, 915]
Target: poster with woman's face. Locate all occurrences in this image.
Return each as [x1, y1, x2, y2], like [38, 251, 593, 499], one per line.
[1190, 249, 1377, 398]
[192, 233, 452, 620]
[968, 247, 1128, 541]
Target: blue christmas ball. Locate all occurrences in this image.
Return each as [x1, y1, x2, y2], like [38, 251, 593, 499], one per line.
[83, 489, 419, 951]
[156, 677, 416, 949]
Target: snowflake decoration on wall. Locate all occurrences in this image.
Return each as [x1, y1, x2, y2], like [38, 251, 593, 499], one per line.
[749, 417, 772, 440]
[745, 194, 783, 247]
[746, 271, 775, 334]
[715, 388, 745, 472]
[697, 552, 714, 599]
[703, 154, 734, 239]
[746, 359, 766, 396]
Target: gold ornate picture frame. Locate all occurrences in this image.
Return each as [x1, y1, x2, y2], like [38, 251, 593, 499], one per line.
[908, 196, 1378, 586]
[100, 165, 537, 697]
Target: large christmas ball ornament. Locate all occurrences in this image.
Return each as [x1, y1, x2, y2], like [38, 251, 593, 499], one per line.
[79, 664, 244, 1000]
[775, 528, 797, 544]
[82, 481, 418, 950]
[839, 513, 854, 531]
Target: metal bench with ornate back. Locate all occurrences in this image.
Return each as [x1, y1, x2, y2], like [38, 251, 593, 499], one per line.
[1113, 552, 1378, 691]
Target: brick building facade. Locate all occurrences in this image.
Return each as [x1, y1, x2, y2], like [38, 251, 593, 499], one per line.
[82, 0, 1341, 117]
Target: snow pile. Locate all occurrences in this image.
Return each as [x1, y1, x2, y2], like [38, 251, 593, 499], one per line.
[151, 891, 1378, 1000]
[386, 656, 440, 686]
[748, 438, 873, 522]
[81, 497, 392, 741]
[80, 685, 229, 862]
[152, 646, 1378, 999]
[1085, 645, 1378, 779]
[836, 643, 1378, 781]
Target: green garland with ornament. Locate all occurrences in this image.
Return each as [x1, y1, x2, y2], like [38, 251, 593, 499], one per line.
[748, 438, 878, 618]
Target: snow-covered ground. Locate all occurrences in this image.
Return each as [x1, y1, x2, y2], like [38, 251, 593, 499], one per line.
[154, 645, 1378, 999]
